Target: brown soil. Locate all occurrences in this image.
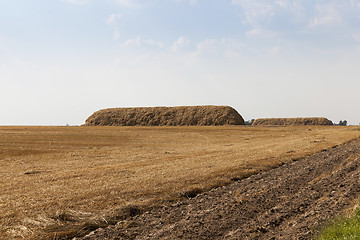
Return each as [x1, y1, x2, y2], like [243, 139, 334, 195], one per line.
[83, 106, 244, 126]
[80, 138, 360, 240]
[253, 118, 333, 126]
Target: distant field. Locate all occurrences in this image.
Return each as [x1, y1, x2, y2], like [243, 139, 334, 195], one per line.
[1, 126, 360, 239]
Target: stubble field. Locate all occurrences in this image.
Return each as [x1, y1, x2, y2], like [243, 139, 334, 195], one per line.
[1, 125, 360, 239]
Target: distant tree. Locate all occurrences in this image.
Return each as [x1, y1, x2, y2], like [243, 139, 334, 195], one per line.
[338, 120, 348, 126]
[245, 119, 255, 125]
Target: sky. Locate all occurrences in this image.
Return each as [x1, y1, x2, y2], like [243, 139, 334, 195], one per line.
[1, 0, 360, 125]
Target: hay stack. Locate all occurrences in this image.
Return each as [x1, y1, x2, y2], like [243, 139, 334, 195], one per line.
[84, 106, 245, 126]
[252, 117, 333, 126]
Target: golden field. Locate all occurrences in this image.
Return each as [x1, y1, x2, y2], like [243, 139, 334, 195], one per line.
[1, 125, 360, 239]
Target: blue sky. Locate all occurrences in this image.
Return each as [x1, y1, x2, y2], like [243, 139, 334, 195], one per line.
[1, 0, 360, 125]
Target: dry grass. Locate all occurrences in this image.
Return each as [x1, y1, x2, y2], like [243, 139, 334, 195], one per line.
[1, 125, 360, 239]
[84, 105, 244, 126]
[252, 117, 333, 126]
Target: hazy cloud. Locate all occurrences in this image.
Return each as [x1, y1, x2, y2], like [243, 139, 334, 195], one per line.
[195, 39, 218, 55]
[307, 1, 360, 31]
[112, 0, 157, 7]
[269, 46, 281, 54]
[113, 0, 132, 6]
[230, 0, 306, 38]
[173, 0, 198, 5]
[349, 0, 360, 8]
[123, 37, 164, 48]
[106, 13, 122, 25]
[170, 37, 247, 57]
[221, 38, 246, 50]
[221, 38, 246, 57]
[246, 28, 276, 37]
[171, 36, 190, 52]
[231, 0, 306, 27]
[310, 2, 342, 27]
[353, 33, 360, 42]
[231, 0, 275, 27]
[231, 0, 360, 43]
[106, 14, 122, 39]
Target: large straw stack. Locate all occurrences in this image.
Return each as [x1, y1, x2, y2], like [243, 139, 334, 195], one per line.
[84, 106, 245, 126]
[252, 117, 333, 126]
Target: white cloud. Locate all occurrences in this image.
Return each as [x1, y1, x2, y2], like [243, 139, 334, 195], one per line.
[231, 0, 275, 27]
[231, 0, 306, 26]
[171, 36, 190, 52]
[305, 1, 360, 29]
[221, 38, 246, 57]
[195, 39, 218, 55]
[221, 38, 245, 50]
[275, 0, 287, 8]
[275, 0, 306, 22]
[230, 0, 306, 39]
[123, 37, 164, 48]
[310, 2, 342, 27]
[274, 0, 301, 10]
[231, 0, 360, 43]
[106, 13, 122, 25]
[222, 38, 244, 55]
[231, 0, 359, 36]
[123, 37, 142, 47]
[106, 14, 122, 39]
[246, 28, 276, 37]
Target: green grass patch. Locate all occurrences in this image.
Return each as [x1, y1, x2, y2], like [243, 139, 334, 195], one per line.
[317, 204, 360, 240]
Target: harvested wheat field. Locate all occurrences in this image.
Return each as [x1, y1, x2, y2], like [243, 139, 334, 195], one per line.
[83, 105, 244, 126]
[1, 125, 360, 239]
[84, 136, 360, 240]
[252, 117, 333, 126]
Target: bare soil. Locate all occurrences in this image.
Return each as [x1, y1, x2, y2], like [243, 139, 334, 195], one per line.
[81, 138, 360, 240]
